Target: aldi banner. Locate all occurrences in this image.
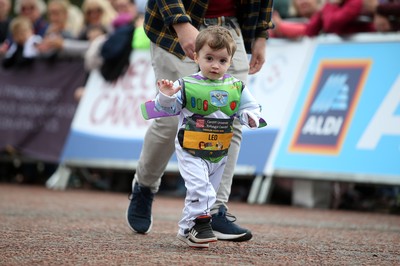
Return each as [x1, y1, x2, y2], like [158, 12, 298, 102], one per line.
[274, 40, 400, 184]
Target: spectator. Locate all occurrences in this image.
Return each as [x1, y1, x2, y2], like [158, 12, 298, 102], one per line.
[305, 0, 376, 36]
[112, 0, 136, 28]
[110, 0, 149, 50]
[372, 0, 400, 32]
[79, 0, 117, 40]
[44, 0, 74, 38]
[2, 16, 41, 68]
[289, 0, 323, 20]
[37, 0, 109, 60]
[36, 30, 102, 60]
[110, 0, 150, 50]
[107, 0, 118, 10]
[65, 0, 84, 38]
[272, 0, 375, 39]
[84, 0, 145, 73]
[114, 0, 135, 13]
[271, 0, 322, 39]
[14, 0, 49, 37]
[36, 0, 75, 58]
[0, 0, 11, 44]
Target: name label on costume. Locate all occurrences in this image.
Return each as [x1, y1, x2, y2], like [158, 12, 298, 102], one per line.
[179, 117, 234, 158]
[208, 134, 218, 140]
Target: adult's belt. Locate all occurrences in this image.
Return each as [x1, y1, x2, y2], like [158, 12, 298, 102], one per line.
[203, 16, 240, 36]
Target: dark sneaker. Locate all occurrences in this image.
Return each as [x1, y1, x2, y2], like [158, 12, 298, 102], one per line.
[188, 215, 217, 243]
[126, 183, 154, 234]
[211, 205, 253, 242]
[176, 233, 209, 248]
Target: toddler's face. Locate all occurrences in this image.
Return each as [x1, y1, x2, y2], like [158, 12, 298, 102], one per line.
[195, 44, 232, 80]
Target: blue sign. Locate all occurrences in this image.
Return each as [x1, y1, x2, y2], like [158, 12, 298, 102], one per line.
[274, 41, 400, 183]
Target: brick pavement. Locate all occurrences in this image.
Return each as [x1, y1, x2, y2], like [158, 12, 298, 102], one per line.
[1, 184, 399, 265]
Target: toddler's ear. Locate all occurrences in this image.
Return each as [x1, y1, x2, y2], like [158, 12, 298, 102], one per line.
[194, 52, 198, 63]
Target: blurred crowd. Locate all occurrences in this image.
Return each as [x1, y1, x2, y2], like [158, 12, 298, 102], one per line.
[0, 0, 150, 189]
[1, 0, 398, 71]
[0, 0, 149, 77]
[0, 0, 399, 213]
[271, 0, 399, 39]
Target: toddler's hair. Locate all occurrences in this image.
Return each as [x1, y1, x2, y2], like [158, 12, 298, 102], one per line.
[195, 25, 237, 57]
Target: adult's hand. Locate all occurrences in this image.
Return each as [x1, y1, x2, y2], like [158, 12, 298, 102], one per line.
[173, 22, 199, 60]
[249, 37, 266, 74]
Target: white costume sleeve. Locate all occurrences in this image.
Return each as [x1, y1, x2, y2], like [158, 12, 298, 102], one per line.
[237, 85, 263, 129]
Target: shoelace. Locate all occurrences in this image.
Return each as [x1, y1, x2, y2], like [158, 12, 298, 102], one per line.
[219, 211, 237, 223]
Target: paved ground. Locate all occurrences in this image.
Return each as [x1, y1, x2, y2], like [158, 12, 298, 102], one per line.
[1, 184, 399, 265]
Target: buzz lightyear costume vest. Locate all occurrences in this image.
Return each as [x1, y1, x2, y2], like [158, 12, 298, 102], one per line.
[178, 74, 243, 163]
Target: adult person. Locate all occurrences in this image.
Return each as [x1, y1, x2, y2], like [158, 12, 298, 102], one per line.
[126, 0, 273, 242]
[290, 0, 322, 20]
[0, 0, 11, 44]
[271, 0, 321, 39]
[272, 0, 375, 39]
[78, 0, 116, 40]
[372, 0, 400, 32]
[14, 0, 49, 37]
[305, 0, 375, 36]
[65, 0, 84, 38]
[42, 0, 75, 40]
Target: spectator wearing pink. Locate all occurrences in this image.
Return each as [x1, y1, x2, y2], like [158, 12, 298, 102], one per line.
[290, 0, 322, 20]
[305, 0, 375, 36]
[272, 0, 375, 38]
[271, 0, 322, 39]
[112, 0, 137, 28]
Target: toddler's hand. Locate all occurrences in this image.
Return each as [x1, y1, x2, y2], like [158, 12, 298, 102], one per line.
[157, 79, 181, 96]
[240, 110, 260, 129]
[248, 116, 257, 128]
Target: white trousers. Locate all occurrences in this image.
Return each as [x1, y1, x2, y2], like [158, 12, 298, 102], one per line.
[175, 138, 227, 235]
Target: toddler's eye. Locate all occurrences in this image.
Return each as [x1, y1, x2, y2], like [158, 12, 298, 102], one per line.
[206, 56, 213, 61]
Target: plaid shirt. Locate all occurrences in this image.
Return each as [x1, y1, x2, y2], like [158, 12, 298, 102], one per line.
[144, 0, 274, 59]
